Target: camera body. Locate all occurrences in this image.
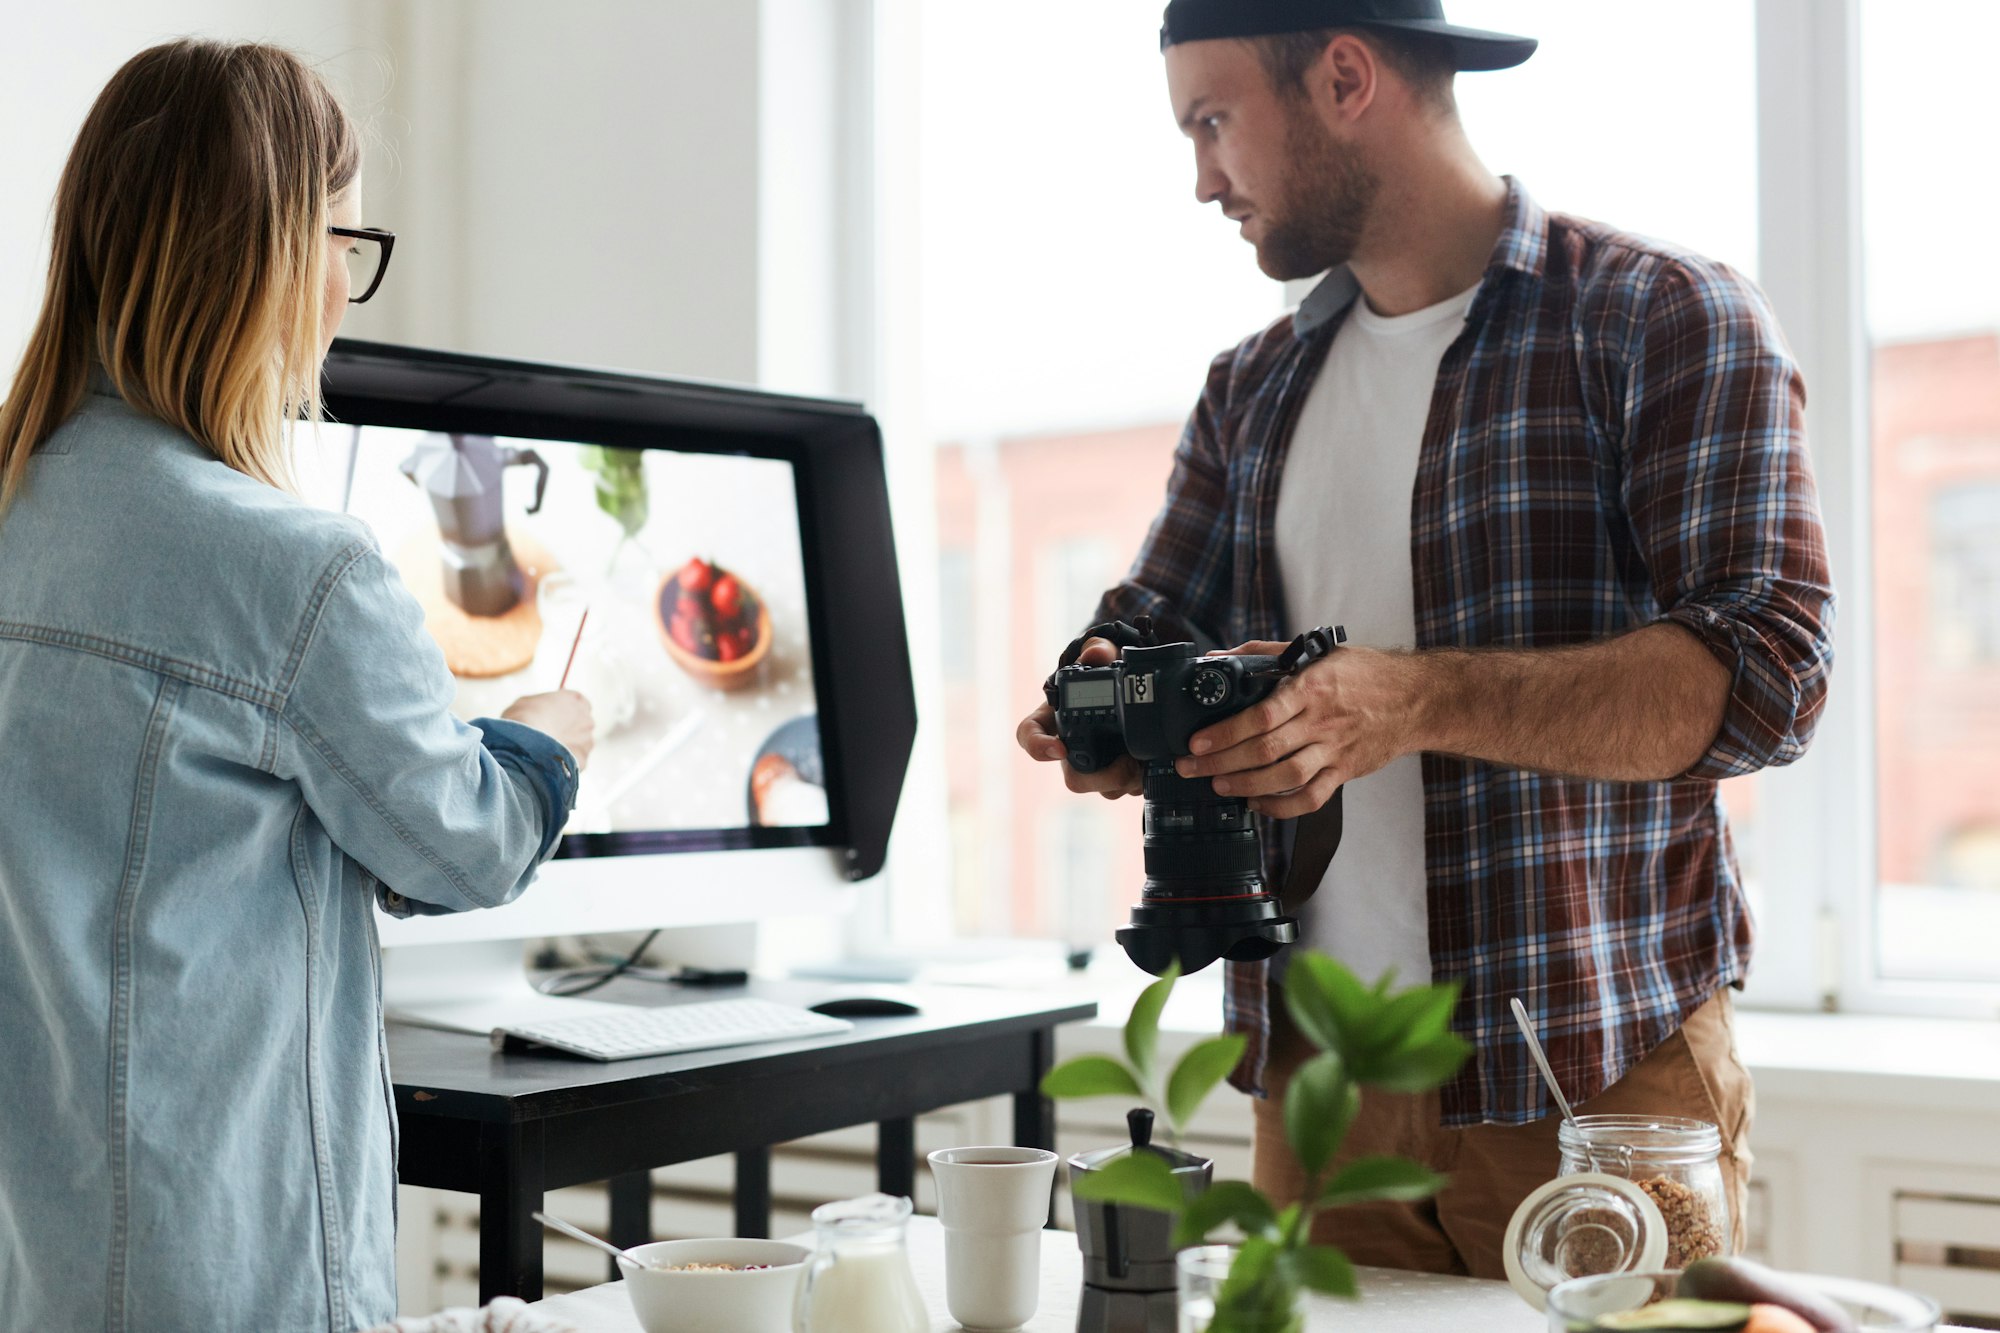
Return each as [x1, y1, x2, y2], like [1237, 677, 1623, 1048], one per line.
[1047, 628, 1343, 976]
[1051, 642, 1285, 776]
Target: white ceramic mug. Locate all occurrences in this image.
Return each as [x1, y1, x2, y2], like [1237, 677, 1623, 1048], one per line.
[927, 1145, 1060, 1332]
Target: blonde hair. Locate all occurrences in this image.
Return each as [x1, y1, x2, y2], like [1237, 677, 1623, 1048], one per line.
[0, 39, 359, 514]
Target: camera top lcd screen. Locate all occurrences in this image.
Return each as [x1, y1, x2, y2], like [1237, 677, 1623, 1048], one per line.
[1064, 678, 1117, 709]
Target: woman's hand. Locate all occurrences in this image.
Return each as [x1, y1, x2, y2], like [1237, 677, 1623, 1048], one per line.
[503, 690, 596, 770]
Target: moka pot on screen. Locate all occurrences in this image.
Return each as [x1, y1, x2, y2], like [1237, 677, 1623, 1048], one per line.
[1044, 620, 1346, 975]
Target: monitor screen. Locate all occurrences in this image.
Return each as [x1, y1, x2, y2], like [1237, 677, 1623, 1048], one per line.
[307, 426, 831, 854]
[321, 339, 914, 911]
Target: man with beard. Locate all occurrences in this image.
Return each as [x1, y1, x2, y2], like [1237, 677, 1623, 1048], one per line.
[1016, 0, 1835, 1279]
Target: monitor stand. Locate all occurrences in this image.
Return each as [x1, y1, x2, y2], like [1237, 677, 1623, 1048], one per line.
[381, 938, 627, 1036]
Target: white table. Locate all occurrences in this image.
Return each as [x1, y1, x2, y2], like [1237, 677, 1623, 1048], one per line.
[527, 1216, 1546, 1331]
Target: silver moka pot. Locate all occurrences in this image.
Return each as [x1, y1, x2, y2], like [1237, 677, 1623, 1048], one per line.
[1069, 1108, 1212, 1333]
[399, 433, 549, 616]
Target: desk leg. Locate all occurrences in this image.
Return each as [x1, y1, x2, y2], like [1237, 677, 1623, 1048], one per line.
[1016, 1027, 1058, 1226]
[1014, 1026, 1056, 1150]
[877, 1116, 916, 1201]
[477, 1119, 545, 1304]
[607, 1171, 653, 1281]
[735, 1147, 772, 1239]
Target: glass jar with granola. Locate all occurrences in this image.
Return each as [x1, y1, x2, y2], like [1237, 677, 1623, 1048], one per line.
[1557, 1115, 1732, 1269]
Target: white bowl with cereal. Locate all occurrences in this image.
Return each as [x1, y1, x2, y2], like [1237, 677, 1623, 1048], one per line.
[617, 1237, 810, 1333]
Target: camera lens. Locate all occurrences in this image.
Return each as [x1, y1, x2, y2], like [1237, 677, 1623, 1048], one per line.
[1116, 762, 1296, 975]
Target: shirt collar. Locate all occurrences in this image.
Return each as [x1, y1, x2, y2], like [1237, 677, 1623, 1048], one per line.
[1292, 175, 1546, 342]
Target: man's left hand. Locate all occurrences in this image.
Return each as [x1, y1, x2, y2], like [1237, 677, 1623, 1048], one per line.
[1173, 641, 1424, 819]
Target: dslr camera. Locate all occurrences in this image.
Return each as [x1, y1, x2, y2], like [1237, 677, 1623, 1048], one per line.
[1045, 619, 1345, 976]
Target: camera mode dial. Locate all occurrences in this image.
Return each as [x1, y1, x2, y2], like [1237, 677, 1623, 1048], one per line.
[1191, 667, 1231, 708]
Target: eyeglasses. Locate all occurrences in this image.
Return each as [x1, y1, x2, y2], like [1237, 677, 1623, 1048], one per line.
[330, 225, 396, 304]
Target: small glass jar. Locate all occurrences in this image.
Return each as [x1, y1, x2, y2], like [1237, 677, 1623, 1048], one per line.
[1557, 1115, 1731, 1269]
[793, 1194, 928, 1333]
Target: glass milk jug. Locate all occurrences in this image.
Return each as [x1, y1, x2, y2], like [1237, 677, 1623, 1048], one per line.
[793, 1193, 928, 1333]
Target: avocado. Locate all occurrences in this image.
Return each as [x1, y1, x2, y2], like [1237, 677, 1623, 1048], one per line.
[1677, 1258, 1859, 1333]
[1596, 1299, 1751, 1330]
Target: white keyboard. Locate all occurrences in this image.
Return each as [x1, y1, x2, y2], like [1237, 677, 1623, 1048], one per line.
[491, 998, 853, 1061]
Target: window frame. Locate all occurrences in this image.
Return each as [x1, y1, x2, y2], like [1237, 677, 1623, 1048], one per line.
[1755, 0, 2000, 1017]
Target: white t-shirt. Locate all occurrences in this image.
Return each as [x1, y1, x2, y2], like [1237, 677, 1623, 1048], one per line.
[1272, 280, 1480, 988]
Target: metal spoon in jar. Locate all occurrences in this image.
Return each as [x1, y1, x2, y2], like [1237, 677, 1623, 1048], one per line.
[1509, 996, 1580, 1131]
[533, 1209, 662, 1271]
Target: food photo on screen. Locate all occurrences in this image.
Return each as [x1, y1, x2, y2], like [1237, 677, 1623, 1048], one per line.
[305, 427, 829, 837]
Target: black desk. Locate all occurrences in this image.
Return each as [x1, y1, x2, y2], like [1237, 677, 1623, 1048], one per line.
[387, 980, 1096, 1302]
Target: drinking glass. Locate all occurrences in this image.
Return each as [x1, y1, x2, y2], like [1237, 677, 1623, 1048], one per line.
[1176, 1244, 1302, 1333]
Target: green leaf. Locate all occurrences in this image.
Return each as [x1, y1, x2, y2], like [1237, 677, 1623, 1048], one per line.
[1211, 1238, 1304, 1332]
[1284, 953, 1374, 1058]
[1365, 1032, 1472, 1094]
[1319, 1156, 1446, 1208]
[1287, 1243, 1359, 1298]
[1123, 962, 1179, 1083]
[1282, 1051, 1358, 1179]
[1166, 1034, 1248, 1129]
[1171, 1180, 1278, 1248]
[1040, 1055, 1144, 1102]
[1069, 1151, 1188, 1215]
[1368, 982, 1459, 1057]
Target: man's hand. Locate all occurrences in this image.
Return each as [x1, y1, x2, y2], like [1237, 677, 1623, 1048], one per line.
[1016, 637, 1144, 799]
[1174, 623, 1736, 806]
[503, 689, 597, 770]
[1173, 642, 1421, 819]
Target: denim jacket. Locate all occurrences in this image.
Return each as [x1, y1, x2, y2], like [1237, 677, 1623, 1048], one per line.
[0, 382, 577, 1332]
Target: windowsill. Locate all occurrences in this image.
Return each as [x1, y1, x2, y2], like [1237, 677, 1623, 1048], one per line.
[1733, 1009, 2000, 1112]
[913, 954, 2000, 1112]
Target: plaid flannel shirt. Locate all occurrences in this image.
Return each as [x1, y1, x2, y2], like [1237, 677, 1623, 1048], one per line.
[1096, 181, 1835, 1127]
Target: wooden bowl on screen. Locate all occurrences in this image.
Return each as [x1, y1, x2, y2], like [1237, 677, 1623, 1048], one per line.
[655, 560, 772, 692]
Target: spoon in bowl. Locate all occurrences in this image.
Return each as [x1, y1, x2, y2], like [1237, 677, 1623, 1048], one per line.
[1509, 996, 1580, 1130]
[533, 1209, 661, 1272]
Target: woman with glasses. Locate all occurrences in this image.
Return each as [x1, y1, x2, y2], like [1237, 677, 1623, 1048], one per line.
[0, 40, 593, 1331]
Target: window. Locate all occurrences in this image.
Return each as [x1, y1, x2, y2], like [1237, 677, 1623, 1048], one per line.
[1451, 0, 1759, 278]
[1041, 805, 1120, 962]
[1931, 485, 2000, 667]
[907, 2, 1283, 942]
[1861, 0, 2000, 988]
[936, 547, 977, 684]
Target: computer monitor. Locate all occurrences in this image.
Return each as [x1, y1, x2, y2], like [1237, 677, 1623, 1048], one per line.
[316, 339, 915, 957]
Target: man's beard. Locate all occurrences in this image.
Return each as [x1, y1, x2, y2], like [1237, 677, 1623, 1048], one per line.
[1252, 106, 1378, 281]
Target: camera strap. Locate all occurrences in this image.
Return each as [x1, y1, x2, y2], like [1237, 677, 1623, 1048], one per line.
[1043, 617, 1162, 702]
[1280, 788, 1344, 914]
[1272, 624, 1347, 913]
[1053, 617, 1159, 668]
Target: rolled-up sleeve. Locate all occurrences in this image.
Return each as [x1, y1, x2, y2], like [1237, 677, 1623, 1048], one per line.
[273, 538, 578, 915]
[1622, 259, 1837, 781]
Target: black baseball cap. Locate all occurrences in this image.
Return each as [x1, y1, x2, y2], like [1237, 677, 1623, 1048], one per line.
[1160, 0, 1537, 71]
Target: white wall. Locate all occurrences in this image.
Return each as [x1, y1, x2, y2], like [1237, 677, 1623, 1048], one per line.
[4, 2, 862, 394]
[339, 0, 771, 386]
[0, 2, 367, 377]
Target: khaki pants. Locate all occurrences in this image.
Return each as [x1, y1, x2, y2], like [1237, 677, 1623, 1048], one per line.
[1250, 988, 1754, 1279]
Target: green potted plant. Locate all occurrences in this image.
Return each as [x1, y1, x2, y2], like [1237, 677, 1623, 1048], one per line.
[1042, 952, 1471, 1333]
